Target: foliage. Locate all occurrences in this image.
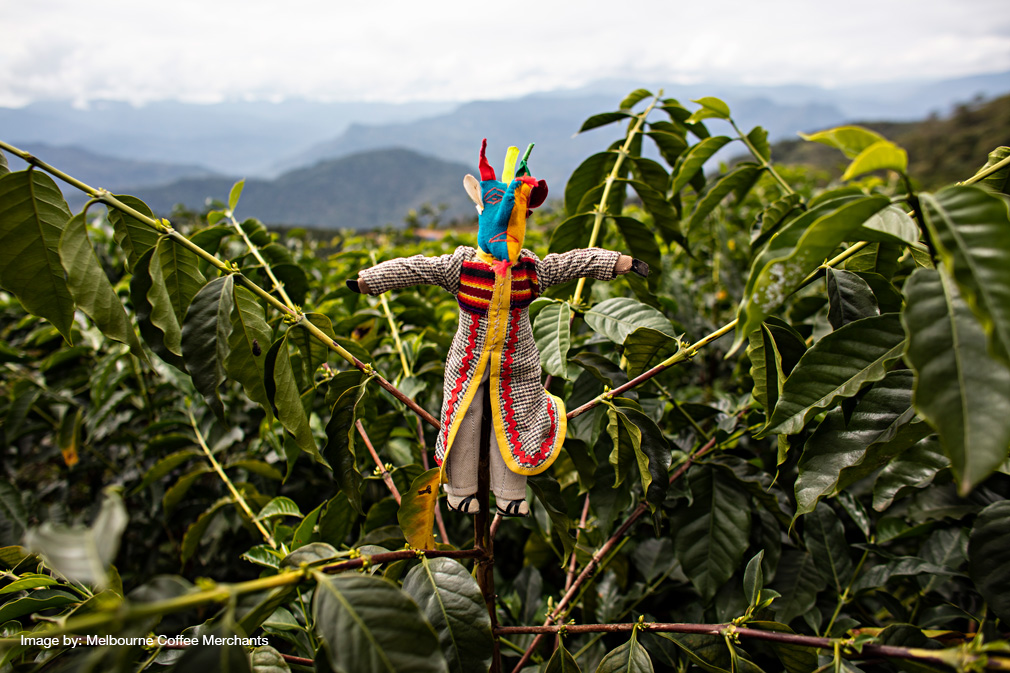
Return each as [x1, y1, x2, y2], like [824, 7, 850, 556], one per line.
[1, 87, 1009, 673]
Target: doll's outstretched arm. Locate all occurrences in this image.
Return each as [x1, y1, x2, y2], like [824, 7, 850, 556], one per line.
[347, 248, 469, 296]
[535, 248, 648, 289]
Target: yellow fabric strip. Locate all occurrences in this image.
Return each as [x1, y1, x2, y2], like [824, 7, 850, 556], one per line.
[501, 146, 519, 184]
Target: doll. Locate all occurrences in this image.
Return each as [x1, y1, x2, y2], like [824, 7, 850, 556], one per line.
[348, 140, 647, 516]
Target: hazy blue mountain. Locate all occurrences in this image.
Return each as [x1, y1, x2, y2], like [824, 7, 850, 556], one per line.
[128, 148, 475, 230]
[0, 99, 454, 175]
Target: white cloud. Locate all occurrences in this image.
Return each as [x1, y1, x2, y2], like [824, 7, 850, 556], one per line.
[1, 0, 1008, 106]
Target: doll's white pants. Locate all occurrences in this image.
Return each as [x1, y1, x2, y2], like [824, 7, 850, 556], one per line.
[443, 367, 527, 502]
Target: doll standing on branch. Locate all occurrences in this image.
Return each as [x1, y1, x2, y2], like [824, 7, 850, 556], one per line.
[348, 140, 648, 516]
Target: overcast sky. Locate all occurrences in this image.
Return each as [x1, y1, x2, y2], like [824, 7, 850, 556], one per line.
[3, 0, 1009, 107]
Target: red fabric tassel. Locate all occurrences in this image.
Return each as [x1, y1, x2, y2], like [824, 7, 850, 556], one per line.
[479, 138, 496, 181]
[492, 258, 512, 276]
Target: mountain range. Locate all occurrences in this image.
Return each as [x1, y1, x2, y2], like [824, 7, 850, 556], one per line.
[1, 70, 1007, 228]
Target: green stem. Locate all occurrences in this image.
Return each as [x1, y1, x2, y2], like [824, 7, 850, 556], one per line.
[823, 546, 870, 637]
[370, 251, 412, 378]
[228, 211, 295, 310]
[189, 410, 278, 550]
[571, 92, 662, 307]
[960, 154, 1010, 185]
[729, 119, 795, 196]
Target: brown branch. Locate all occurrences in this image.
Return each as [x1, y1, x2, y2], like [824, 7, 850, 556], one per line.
[356, 419, 401, 504]
[510, 437, 718, 673]
[474, 384, 502, 672]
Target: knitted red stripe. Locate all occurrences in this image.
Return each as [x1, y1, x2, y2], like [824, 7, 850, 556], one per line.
[534, 397, 558, 464]
[438, 316, 481, 464]
[500, 309, 523, 456]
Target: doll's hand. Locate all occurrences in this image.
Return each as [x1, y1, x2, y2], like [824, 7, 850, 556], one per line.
[615, 255, 649, 277]
[346, 278, 371, 294]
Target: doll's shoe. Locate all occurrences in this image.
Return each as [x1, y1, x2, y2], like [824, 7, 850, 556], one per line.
[446, 494, 481, 514]
[496, 499, 529, 517]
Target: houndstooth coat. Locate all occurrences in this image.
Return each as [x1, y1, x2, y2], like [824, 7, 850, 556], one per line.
[359, 245, 620, 478]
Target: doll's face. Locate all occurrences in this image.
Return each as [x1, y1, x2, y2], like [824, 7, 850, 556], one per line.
[464, 140, 547, 264]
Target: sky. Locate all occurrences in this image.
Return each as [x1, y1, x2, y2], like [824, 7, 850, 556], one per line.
[2, 0, 1009, 107]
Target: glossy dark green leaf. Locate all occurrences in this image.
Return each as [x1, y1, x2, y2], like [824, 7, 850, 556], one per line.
[585, 297, 675, 344]
[826, 268, 879, 329]
[181, 275, 235, 418]
[0, 170, 75, 339]
[873, 436, 948, 511]
[533, 300, 572, 379]
[264, 337, 325, 466]
[401, 557, 493, 673]
[565, 152, 615, 217]
[578, 111, 632, 134]
[743, 550, 764, 606]
[851, 557, 952, 594]
[748, 323, 784, 412]
[147, 236, 206, 356]
[59, 213, 146, 359]
[858, 205, 919, 244]
[621, 89, 653, 110]
[545, 639, 582, 673]
[733, 195, 892, 353]
[671, 136, 732, 195]
[323, 382, 367, 513]
[312, 572, 448, 673]
[571, 352, 628, 390]
[251, 645, 290, 673]
[620, 405, 672, 509]
[765, 313, 905, 437]
[769, 550, 826, 625]
[977, 146, 1009, 194]
[172, 626, 252, 673]
[803, 503, 853, 593]
[799, 125, 886, 159]
[752, 193, 804, 250]
[673, 465, 752, 601]
[902, 268, 1010, 493]
[181, 497, 230, 563]
[617, 179, 682, 243]
[130, 246, 185, 369]
[968, 500, 1010, 623]
[596, 634, 654, 673]
[0, 590, 80, 623]
[549, 213, 593, 255]
[225, 285, 273, 414]
[921, 185, 1010, 368]
[747, 621, 818, 673]
[623, 327, 680, 378]
[289, 312, 337, 385]
[107, 194, 161, 271]
[528, 473, 575, 561]
[645, 129, 688, 167]
[687, 165, 761, 234]
[611, 216, 662, 280]
[844, 241, 903, 279]
[794, 370, 915, 514]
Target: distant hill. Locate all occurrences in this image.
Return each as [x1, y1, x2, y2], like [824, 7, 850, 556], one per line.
[129, 148, 476, 230]
[768, 93, 1010, 187]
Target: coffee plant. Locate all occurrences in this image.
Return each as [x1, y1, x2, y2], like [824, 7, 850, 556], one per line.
[0, 89, 1009, 673]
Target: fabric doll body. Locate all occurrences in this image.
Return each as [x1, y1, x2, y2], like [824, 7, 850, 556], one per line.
[356, 245, 622, 513]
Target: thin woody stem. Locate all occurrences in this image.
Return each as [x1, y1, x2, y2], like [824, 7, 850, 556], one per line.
[0, 140, 439, 429]
[356, 419, 401, 504]
[227, 209, 296, 310]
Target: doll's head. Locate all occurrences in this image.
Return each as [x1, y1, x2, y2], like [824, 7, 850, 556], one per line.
[464, 139, 548, 267]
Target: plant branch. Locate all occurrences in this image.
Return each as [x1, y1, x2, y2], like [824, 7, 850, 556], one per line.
[356, 419, 401, 504]
[189, 410, 277, 549]
[729, 119, 795, 196]
[227, 209, 295, 310]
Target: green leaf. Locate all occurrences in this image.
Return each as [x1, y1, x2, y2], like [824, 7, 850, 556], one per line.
[228, 179, 245, 212]
[533, 301, 572, 379]
[747, 621, 819, 673]
[803, 503, 854, 593]
[135, 448, 201, 493]
[397, 468, 439, 549]
[578, 111, 632, 134]
[23, 489, 127, 586]
[611, 216, 662, 279]
[243, 545, 282, 569]
[617, 179, 682, 244]
[163, 465, 212, 512]
[0, 170, 75, 340]
[688, 164, 762, 235]
[595, 634, 654, 673]
[747, 126, 771, 162]
[873, 437, 949, 511]
[689, 97, 731, 122]
[312, 572, 449, 673]
[842, 140, 908, 180]
[752, 194, 804, 250]
[289, 312, 337, 385]
[108, 194, 160, 271]
[258, 496, 303, 520]
[181, 497, 231, 563]
[623, 327, 680, 378]
[748, 323, 784, 412]
[670, 136, 732, 195]
[545, 639, 582, 673]
[645, 130, 688, 167]
[528, 473, 575, 561]
[902, 268, 1010, 493]
[672, 465, 752, 601]
[181, 275, 235, 419]
[147, 236, 206, 356]
[0, 574, 59, 594]
[585, 297, 675, 344]
[921, 185, 1010, 368]
[618, 405, 672, 509]
[977, 146, 1009, 194]
[323, 383, 367, 513]
[565, 152, 615, 217]
[172, 626, 252, 673]
[401, 557, 493, 673]
[799, 125, 886, 159]
[620, 89, 653, 110]
[281, 542, 340, 567]
[291, 502, 323, 549]
[826, 268, 879, 329]
[225, 285, 273, 414]
[769, 550, 826, 625]
[251, 645, 291, 673]
[0, 150, 8, 177]
[968, 500, 1010, 624]
[0, 591, 80, 624]
[859, 204, 920, 244]
[265, 336, 325, 466]
[764, 313, 906, 437]
[549, 213, 593, 255]
[130, 247, 184, 369]
[59, 213, 146, 359]
[794, 370, 915, 514]
[732, 195, 892, 353]
[743, 550, 765, 606]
